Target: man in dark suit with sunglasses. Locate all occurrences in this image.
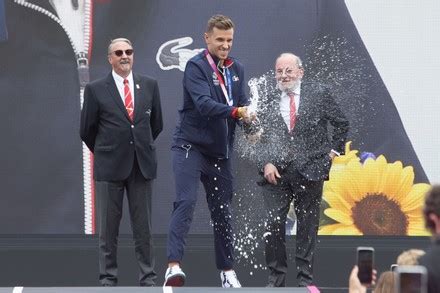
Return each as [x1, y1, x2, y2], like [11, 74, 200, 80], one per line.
[80, 38, 163, 286]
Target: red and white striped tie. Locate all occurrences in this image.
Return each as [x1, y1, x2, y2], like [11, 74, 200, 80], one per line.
[289, 92, 296, 132]
[123, 79, 134, 121]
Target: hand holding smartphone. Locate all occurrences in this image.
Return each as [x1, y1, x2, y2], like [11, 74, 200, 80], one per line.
[396, 265, 427, 293]
[357, 246, 374, 285]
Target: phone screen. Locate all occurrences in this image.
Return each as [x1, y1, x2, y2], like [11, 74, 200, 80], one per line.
[357, 249, 373, 284]
[400, 272, 424, 293]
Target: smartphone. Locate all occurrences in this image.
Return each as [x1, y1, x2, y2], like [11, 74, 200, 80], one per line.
[357, 246, 374, 284]
[396, 265, 427, 293]
[391, 264, 398, 272]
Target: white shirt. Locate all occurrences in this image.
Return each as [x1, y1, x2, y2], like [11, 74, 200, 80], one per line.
[112, 70, 135, 105]
[279, 84, 301, 132]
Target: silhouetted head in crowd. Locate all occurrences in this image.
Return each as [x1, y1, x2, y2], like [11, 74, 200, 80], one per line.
[397, 249, 425, 266]
[373, 271, 395, 293]
[423, 185, 440, 236]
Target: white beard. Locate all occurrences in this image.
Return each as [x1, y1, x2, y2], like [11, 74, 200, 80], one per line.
[277, 78, 301, 93]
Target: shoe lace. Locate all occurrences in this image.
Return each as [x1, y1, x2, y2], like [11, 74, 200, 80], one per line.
[167, 267, 178, 277]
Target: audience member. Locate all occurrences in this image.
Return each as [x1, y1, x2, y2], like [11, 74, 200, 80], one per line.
[418, 185, 440, 293]
[396, 249, 425, 266]
[373, 271, 395, 293]
[348, 265, 377, 293]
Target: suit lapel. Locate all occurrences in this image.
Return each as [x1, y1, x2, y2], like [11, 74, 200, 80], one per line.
[274, 109, 290, 134]
[268, 93, 290, 134]
[133, 74, 144, 122]
[105, 73, 131, 122]
[295, 83, 312, 130]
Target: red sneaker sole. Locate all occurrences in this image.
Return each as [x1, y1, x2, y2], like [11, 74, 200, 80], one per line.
[164, 275, 185, 287]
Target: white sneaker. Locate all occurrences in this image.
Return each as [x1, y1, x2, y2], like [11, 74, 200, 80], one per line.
[164, 266, 186, 287]
[220, 270, 242, 288]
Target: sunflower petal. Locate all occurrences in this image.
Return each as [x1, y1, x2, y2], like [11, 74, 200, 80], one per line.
[326, 172, 358, 205]
[332, 225, 363, 235]
[401, 183, 431, 212]
[322, 190, 352, 213]
[381, 161, 404, 199]
[318, 223, 342, 235]
[372, 156, 389, 194]
[406, 209, 424, 218]
[363, 156, 386, 193]
[394, 166, 415, 200]
[324, 208, 353, 225]
[407, 219, 431, 236]
[338, 160, 365, 202]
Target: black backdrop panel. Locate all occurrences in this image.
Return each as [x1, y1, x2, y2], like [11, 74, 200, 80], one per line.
[0, 0, 427, 234]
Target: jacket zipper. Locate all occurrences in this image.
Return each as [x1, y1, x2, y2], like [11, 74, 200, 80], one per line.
[225, 119, 229, 159]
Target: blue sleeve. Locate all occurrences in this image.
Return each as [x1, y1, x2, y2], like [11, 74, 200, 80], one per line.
[184, 61, 234, 119]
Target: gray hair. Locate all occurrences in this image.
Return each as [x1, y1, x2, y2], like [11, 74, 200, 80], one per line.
[107, 38, 133, 54]
[276, 52, 303, 69]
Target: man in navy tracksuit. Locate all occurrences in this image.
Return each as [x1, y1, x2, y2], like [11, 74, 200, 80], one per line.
[164, 15, 253, 288]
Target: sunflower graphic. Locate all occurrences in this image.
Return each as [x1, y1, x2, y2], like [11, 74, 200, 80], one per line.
[319, 144, 431, 236]
[328, 141, 360, 173]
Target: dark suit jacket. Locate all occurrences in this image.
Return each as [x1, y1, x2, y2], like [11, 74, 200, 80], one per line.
[419, 237, 440, 293]
[80, 72, 163, 181]
[255, 81, 349, 181]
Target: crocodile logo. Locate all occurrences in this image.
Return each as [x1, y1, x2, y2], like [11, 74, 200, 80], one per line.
[156, 37, 204, 72]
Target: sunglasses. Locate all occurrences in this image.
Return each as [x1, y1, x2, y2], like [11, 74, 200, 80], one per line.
[112, 49, 134, 57]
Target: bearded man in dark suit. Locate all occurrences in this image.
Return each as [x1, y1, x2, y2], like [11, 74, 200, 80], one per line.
[80, 38, 163, 286]
[253, 53, 349, 287]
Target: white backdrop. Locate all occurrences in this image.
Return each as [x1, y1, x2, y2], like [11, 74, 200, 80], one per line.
[346, 0, 440, 183]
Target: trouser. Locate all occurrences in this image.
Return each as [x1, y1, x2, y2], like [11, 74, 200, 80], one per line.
[95, 157, 156, 286]
[167, 146, 235, 270]
[262, 168, 323, 286]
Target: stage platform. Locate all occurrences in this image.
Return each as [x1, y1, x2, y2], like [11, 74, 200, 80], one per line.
[0, 287, 311, 293]
[0, 235, 430, 290]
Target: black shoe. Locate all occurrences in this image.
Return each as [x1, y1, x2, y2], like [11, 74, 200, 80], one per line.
[298, 282, 313, 287]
